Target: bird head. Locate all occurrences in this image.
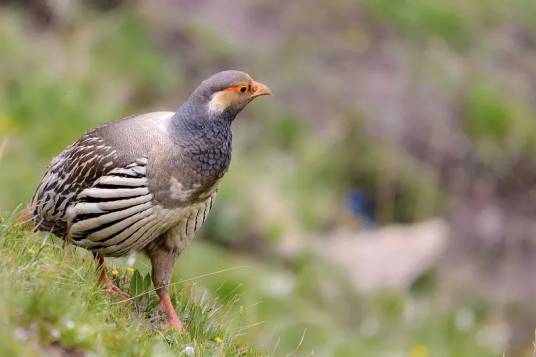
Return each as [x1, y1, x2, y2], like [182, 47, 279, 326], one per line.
[191, 70, 272, 120]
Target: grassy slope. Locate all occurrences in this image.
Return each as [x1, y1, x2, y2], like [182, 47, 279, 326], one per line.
[0, 214, 261, 357]
[0, 211, 499, 357]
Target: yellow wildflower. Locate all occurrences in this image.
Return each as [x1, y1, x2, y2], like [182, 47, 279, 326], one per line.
[111, 270, 119, 277]
[409, 344, 429, 357]
[214, 336, 223, 344]
[126, 267, 135, 274]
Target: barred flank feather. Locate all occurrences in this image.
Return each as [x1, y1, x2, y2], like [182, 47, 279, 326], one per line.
[68, 158, 163, 256]
[31, 131, 119, 234]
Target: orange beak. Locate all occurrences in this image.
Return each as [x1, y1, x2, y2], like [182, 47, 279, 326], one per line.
[250, 81, 272, 98]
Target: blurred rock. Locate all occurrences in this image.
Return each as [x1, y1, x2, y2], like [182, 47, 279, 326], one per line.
[321, 219, 447, 292]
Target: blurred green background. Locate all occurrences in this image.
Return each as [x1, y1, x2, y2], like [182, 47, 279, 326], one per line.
[0, 0, 535, 356]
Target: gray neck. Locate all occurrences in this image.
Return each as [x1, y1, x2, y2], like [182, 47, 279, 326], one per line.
[170, 100, 234, 183]
[171, 100, 234, 147]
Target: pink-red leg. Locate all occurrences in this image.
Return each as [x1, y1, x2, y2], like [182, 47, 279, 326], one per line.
[160, 293, 183, 332]
[146, 241, 183, 333]
[95, 254, 130, 300]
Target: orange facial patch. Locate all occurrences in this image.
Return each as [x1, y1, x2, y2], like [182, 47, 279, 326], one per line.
[224, 84, 250, 94]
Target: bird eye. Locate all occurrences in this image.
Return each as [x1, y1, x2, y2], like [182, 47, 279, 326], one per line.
[240, 86, 247, 93]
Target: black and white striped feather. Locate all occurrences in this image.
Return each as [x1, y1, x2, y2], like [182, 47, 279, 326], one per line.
[31, 130, 119, 234]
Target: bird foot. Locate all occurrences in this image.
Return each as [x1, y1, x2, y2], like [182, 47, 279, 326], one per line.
[94, 254, 130, 301]
[160, 293, 184, 333]
[104, 281, 131, 301]
[163, 319, 185, 334]
[15, 209, 33, 229]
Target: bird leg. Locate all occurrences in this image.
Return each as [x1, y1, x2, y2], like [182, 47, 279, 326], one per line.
[148, 245, 182, 332]
[94, 254, 130, 300]
[160, 292, 182, 332]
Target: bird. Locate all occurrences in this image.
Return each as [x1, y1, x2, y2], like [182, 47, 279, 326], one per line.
[28, 70, 272, 332]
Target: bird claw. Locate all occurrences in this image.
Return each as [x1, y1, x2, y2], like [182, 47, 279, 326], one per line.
[105, 281, 131, 301]
[163, 319, 186, 334]
[159, 293, 185, 334]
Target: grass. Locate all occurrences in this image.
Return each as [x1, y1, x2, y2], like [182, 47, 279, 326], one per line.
[0, 211, 504, 356]
[0, 213, 261, 356]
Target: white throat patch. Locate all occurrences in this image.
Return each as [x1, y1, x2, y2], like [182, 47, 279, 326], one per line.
[207, 90, 236, 116]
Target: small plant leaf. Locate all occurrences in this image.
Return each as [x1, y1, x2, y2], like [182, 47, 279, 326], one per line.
[129, 269, 144, 297]
[143, 272, 152, 291]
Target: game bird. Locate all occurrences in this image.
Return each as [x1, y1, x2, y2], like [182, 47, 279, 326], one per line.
[28, 70, 272, 332]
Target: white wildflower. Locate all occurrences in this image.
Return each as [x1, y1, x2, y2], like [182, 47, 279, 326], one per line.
[49, 328, 60, 339]
[183, 345, 194, 356]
